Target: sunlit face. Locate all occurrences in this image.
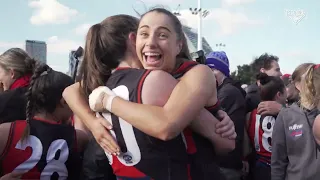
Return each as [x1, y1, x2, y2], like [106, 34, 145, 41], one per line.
[0, 65, 15, 91]
[136, 11, 182, 73]
[262, 60, 282, 77]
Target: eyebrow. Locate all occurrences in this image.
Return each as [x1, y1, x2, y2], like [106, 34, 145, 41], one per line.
[139, 25, 171, 32]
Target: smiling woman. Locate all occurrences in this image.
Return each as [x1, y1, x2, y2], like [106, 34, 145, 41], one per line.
[0, 48, 37, 123]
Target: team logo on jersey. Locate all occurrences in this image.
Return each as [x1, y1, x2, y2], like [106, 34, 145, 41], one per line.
[289, 124, 303, 138]
[123, 154, 133, 164]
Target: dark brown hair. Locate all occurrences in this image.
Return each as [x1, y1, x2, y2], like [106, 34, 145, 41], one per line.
[251, 53, 279, 74]
[79, 15, 139, 97]
[140, 8, 191, 66]
[257, 73, 285, 101]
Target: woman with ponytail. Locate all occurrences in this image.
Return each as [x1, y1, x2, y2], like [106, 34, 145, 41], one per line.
[245, 73, 287, 180]
[64, 12, 235, 179]
[0, 48, 36, 123]
[0, 63, 87, 179]
[271, 64, 320, 180]
[306, 64, 320, 145]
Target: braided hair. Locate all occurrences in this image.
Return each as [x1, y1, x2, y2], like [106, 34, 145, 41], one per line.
[21, 63, 74, 141]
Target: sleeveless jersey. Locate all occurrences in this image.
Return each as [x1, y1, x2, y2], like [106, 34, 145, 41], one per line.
[100, 68, 189, 180]
[0, 118, 81, 179]
[247, 109, 276, 165]
[173, 61, 223, 180]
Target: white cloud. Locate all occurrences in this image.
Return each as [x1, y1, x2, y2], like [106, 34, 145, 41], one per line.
[178, 8, 262, 35]
[222, 0, 255, 6]
[46, 36, 82, 54]
[74, 23, 92, 36]
[28, 0, 78, 25]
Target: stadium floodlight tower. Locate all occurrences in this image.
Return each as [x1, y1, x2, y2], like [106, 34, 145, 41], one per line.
[216, 43, 226, 51]
[189, 0, 209, 51]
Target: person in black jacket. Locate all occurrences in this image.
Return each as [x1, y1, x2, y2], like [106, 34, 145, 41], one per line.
[246, 53, 282, 113]
[206, 51, 247, 180]
[0, 48, 36, 123]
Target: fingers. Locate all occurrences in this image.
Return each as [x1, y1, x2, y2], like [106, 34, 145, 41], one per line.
[99, 118, 113, 130]
[221, 126, 235, 138]
[99, 139, 119, 155]
[215, 118, 228, 129]
[228, 132, 237, 140]
[96, 129, 120, 154]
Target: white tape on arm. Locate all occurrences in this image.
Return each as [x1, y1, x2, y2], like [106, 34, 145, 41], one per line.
[104, 95, 116, 112]
[89, 86, 116, 112]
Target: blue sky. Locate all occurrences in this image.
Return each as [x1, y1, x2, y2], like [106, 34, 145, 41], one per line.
[0, 0, 318, 74]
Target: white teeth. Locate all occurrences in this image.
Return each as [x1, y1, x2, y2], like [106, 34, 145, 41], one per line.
[144, 52, 160, 56]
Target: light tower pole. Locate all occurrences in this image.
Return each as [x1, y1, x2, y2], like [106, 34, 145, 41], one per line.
[189, 0, 209, 51]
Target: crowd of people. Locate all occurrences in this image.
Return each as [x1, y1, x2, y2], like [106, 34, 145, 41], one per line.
[0, 7, 319, 180]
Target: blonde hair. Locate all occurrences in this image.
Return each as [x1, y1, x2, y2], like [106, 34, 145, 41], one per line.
[292, 63, 315, 84]
[300, 64, 320, 109]
[0, 48, 36, 78]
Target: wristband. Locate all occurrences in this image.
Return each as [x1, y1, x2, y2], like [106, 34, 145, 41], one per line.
[205, 101, 222, 119]
[103, 95, 117, 112]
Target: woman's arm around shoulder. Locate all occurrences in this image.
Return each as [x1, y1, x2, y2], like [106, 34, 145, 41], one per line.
[190, 109, 235, 154]
[110, 67, 216, 141]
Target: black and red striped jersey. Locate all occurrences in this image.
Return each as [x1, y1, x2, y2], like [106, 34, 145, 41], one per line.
[0, 118, 81, 179]
[100, 68, 189, 180]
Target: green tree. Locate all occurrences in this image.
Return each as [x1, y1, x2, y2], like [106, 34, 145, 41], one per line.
[231, 64, 255, 85]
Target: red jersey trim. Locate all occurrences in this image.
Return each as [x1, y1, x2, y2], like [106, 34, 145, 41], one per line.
[137, 70, 152, 104]
[248, 109, 257, 131]
[173, 61, 198, 75]
[0, 122, 15, 160]
[205, 101, 220, 110]
[33, 117, 60, 125]
[115, 67, 131, 71]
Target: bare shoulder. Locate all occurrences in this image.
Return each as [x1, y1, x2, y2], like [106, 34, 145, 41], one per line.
[145, 70, 174, 80]
[183, 64, 213, 77]
[0, 123, 12, 155]
[142, 70, 178, 106]
[181, 64, 215, 83]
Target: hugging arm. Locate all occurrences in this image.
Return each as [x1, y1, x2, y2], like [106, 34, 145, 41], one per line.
[63, 83, 120, 153]
[108, 65, 217, 140]
[100, 66, 234, 150]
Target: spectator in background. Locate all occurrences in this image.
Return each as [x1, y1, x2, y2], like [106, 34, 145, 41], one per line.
[272, 64, 320, 180]
[206, 51, 246, 180]
[246, 53, 283, 113]
[0, 48, 36, 124]
[281, 74, 299, 106]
